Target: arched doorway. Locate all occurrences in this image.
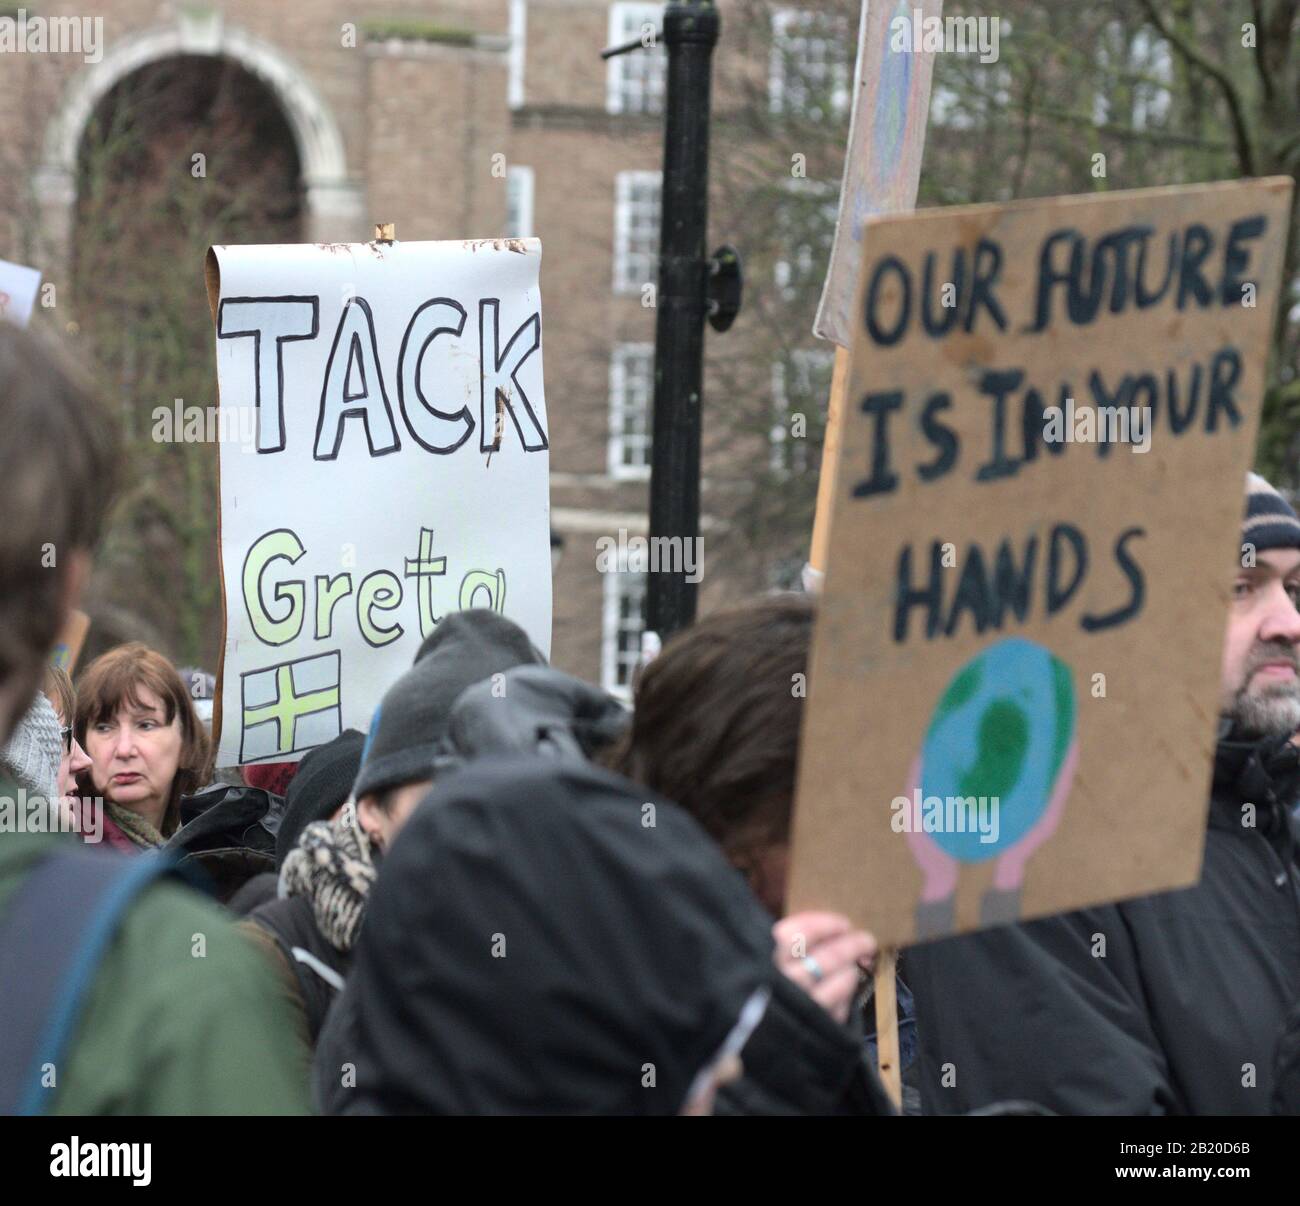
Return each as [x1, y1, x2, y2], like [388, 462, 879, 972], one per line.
[36, 17, 360, 267]
[71, 55, 302, 668]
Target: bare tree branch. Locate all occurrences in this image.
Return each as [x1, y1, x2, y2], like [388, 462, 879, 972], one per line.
[1012, 65, 1040, 199]
[1020, 102, 1234, 151]
[1250, 0, 1274, 102]
[1137, 0, 1257, 175]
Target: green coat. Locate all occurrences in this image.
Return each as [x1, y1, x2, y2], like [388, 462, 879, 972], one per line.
[0, 778, 310, 1115]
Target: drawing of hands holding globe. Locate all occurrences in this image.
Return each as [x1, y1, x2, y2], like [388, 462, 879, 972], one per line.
[900, 637, 1079, 939]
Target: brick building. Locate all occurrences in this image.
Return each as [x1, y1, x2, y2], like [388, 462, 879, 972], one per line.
[0, 0, 850, 691]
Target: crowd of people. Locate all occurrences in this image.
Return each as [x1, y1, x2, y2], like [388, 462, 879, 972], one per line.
[2, 318, 1300, 1116]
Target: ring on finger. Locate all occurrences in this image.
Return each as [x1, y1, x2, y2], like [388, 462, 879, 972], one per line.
[801, 955, 826, 984]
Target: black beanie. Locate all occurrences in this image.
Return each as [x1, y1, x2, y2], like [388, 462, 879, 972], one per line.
[352, 610, 546, 801]
[1244, 472, 1300, 553]
[276, 728, 365, 866]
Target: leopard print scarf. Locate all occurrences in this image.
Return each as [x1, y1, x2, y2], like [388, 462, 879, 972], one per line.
[279, 800, 377, 953]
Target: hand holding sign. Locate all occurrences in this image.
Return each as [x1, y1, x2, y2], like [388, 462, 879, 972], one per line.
[773, 911, 877, 1024]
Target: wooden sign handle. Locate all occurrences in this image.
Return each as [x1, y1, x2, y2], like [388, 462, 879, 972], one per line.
[49, 608, 90, 675]
[808, 345, 852, 576]
[874, 947, 902, 1110]
[811, 348, 902, 1108]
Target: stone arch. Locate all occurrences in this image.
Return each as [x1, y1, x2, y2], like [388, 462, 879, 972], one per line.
[34, 10, 363, 268]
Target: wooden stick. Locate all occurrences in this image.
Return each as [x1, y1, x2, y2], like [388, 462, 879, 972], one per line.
[811, 347, 902, 1108]
[808, 344, 852, 576]
[874, 947, 902, 1110]
[49, 608, 90, 674]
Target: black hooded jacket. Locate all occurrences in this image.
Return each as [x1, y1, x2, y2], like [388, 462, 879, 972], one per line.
[163, 784, 284, 903]
[1273, 995, 1300, 1114]
[411, 665, 896, 1116]
[314, 757, 779, 1115]
[907, 731, 1300, 1115]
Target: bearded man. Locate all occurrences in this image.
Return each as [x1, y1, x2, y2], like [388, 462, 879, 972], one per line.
[908, 472, 1300, 1115]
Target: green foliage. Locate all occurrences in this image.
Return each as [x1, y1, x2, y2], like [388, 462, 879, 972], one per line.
[359, 20, 476, 47]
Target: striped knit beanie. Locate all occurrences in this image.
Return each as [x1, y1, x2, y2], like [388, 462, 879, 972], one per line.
[1243, 473, 1300, 553]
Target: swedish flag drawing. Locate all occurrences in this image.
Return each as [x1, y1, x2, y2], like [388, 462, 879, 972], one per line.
[239, 651, 341, 762]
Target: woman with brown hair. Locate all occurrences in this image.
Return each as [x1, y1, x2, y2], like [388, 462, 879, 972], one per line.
[75, 642, 212, 851]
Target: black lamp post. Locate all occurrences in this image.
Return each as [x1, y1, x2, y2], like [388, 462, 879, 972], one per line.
[603, 1, 742, 641]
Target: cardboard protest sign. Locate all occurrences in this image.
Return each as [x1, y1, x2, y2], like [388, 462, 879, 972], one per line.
[0, 257, 42, 328]
[207, 238, 550, 768]
[790, 178, 1294, 948]
[814, 0, 943, 347]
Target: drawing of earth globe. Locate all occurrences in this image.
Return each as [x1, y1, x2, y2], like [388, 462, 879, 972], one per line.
[919, 637, 1076, 863]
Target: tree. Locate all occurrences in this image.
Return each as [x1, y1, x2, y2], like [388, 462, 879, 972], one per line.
[704, 0, 1299, 590]
[1134, 0, 1299, 485]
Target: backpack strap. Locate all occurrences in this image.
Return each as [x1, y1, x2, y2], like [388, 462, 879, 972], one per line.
[0, 844, 190, 1115]
[248, 894, 348, 1043]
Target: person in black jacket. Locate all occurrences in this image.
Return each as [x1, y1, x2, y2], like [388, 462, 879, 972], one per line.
[244, 609, 545, 1048]
[316, 757, 810, 1115]
[908, 472, 1300, 1115]
[1272, 996, 1300, 1114]
[607, 594, 898, 1115]
[404, 644, 897, 1115]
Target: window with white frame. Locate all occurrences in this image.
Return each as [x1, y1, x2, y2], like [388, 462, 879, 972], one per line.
[771, 348, 833, 477]
[613, 170, 661, 294]
[506, 165, 534, 238]
[508, 0, 527, 109]
[774, 180, 838, 303]
[607, 2, 666, 115]
[769, 8, 852, 121]
[602, 570, 647, 698]
[609, 342, 653, 479]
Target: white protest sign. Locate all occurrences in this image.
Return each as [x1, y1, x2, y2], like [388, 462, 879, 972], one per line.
[207, 238, 551, 767]
[814, 0, 944, 347]
[0, 257, 42, 327]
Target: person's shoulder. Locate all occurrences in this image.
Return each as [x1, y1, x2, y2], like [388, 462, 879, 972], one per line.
[56, 877, 311, 1114]
[110, 878, 284, 998]
[246, 891, 318, 948]
[0, 834, 308, 1113]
